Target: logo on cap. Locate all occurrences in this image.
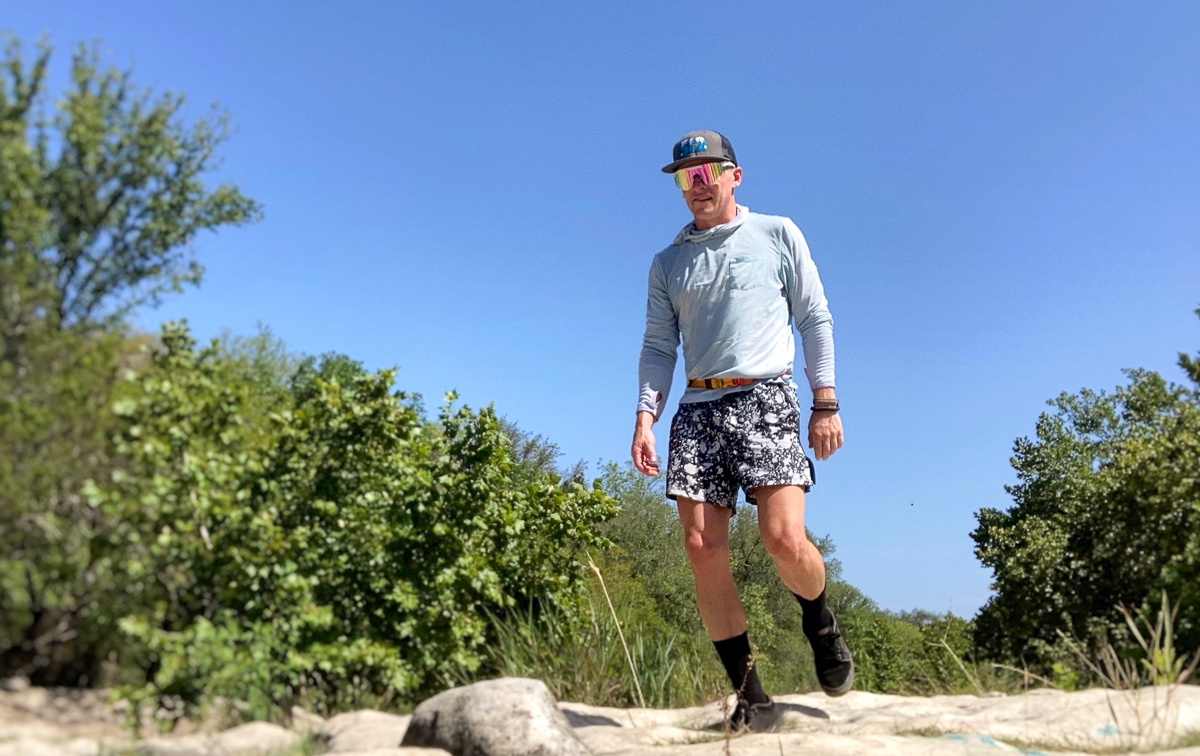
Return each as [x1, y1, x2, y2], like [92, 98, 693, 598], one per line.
[675, 136, 709, 161]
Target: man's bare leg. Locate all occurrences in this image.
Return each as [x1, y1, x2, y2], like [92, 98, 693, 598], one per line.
[676, 496, 745, 640]
[754, 485, 825, 599]
[755, 484, 854, 696]
[677, 496, 778, 729]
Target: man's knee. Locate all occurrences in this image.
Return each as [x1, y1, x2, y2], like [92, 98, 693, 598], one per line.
[684, 530, 729, 570]
[761, 525, 809, 566]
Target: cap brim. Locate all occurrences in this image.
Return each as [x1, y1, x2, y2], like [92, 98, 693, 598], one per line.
[660, 157, 728, 173]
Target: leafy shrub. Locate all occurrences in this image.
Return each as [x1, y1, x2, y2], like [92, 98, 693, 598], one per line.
[0, 326, 131, 685]
[0, 33, 257, 686]
[973, 313, 1200, 669]
[86, 323, 615, 719]
[846, 611, 996, 695]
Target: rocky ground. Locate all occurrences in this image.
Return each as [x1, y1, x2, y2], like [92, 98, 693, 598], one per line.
[2, 676, 1200, 756]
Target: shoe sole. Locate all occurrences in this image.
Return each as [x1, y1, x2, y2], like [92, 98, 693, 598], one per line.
[747, 704, 782, 733]
[712, 702, 782, 735]
[821, 666, 854, 697]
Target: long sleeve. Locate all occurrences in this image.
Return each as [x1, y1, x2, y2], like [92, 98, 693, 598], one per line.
[637, 255, 679, 419]
[781, 219, 835, 389]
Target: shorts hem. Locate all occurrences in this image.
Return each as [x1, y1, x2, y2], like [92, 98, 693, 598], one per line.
[743, 481, 812, 505]
[742, 478, 813, 491]
[665, 488, 736, 510]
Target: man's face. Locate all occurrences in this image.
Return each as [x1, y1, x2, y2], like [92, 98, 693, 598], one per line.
[678, 160, 743, 229]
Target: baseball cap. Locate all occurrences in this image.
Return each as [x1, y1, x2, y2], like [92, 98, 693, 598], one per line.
[661, 130, 739, 173]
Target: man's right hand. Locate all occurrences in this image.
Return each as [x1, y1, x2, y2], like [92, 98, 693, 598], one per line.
[631, 411, 659, 476]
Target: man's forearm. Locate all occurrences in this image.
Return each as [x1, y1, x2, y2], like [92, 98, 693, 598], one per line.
[636, 409, 656, 429]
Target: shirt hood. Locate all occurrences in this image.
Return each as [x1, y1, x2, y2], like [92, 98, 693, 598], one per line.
[672, 205, 750, 245]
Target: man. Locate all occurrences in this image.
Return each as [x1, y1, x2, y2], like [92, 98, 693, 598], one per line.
[631, 130, 852, 732]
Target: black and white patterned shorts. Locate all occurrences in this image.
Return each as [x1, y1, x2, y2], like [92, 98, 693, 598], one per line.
[666, 380, 814, 510]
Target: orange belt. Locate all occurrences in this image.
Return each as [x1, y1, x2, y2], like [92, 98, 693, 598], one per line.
[687, 372, 790, 390]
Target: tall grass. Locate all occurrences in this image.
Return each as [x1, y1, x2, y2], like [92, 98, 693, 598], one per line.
[1057, 592, 1200, 691]
[471, 566, 1015, 707]
[586, 550, 646, 708]
[475, 589, 727, 709]
[1051, 592, 1200, 752]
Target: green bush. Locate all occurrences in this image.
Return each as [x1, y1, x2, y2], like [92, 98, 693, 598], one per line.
[1, 34, 257, 687]
[0, 326, 130, 684]
[84, 323, 616, 719]
[845, 611, 994, 695]
[973, 312, 1200, 670]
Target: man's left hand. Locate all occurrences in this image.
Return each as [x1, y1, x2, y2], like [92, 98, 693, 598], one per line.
[808, 411, 844, 461]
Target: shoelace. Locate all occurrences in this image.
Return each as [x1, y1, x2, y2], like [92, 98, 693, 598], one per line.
[816, 630, 850, 662]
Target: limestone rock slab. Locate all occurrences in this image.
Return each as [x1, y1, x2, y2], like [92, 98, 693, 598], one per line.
[561, 685, 1200, 755]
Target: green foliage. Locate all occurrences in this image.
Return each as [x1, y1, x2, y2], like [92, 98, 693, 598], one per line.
[496, 415, 587, 488]
[845, 611, 992, 694]
[288, 351, 367, 407]
[216, 323, 306, 398]
[468, 558, 727, 709]
[84, 323, 616, 719]
[0, 37, 261, 335]
[0, 325, 130, 684]
[497, 416, 561, 479]
[1051, 662, 1078, 692]
[972, 313, 1200, 669]
[0, 34, 260, 686]
[592, 464, 699, 631]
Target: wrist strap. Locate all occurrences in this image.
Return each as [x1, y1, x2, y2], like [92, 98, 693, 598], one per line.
[811, 403, 840, 412]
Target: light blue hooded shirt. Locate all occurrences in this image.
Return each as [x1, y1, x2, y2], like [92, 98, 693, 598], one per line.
[637, 206, 835, 419]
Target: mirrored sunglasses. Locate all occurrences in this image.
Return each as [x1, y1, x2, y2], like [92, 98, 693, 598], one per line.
[673, 161, 730, 191]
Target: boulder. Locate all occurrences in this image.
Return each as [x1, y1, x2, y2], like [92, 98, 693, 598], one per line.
[136, 721, 299, 756]
[0, 676, 30, 692]
[401, 678, 591, 756]
[0, 736, 109, 756]
[317, 709, 413, 752]
[135, 737, 210, 756]
[213, 721, 302, 754]
[289, 705, 324, 735]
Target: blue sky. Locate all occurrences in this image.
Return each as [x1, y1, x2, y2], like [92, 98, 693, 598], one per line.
[7, 1, 1198, 616]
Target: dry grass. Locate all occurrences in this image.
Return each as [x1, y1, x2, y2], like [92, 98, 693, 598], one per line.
[924, 592, 1200, 754]
[586, 550, 646, 709]
[1053, 593, 1200, 752]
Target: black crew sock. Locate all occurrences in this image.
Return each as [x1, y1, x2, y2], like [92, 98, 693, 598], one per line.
[713, 632, 770, 705]
[794, 589, 835, 638]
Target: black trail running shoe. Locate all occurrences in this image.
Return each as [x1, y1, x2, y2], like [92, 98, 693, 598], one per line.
[730, 697, 781, 733]
[809, 614, 854, 697]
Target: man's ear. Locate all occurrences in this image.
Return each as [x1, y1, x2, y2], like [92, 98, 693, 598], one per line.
[731, 166, 743, 188]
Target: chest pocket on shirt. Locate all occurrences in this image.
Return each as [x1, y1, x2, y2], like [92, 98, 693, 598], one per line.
[727, 256, 775, 291]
